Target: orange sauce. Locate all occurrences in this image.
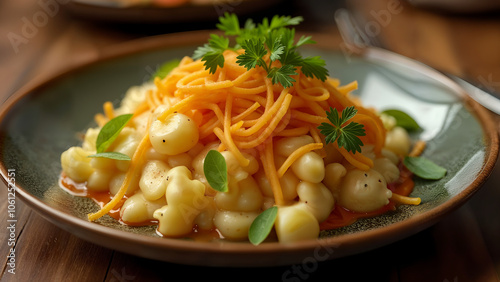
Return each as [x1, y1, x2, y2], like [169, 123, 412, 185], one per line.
[61, 164, 414, 238]
[59, 174, 152, 224]
[320, 161, 414, 231]
[320, 202, 396, 231]
[59, 173, 223, 241]
[387, 162, 415, 197]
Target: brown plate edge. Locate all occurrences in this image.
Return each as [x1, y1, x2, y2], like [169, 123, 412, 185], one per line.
[0, 30, 498, 267]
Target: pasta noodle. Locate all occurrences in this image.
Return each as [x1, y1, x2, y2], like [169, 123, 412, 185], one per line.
[60, 40, 421, 243]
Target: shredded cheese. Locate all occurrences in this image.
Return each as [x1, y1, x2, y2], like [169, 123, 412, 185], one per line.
[87, 50, 388, 220]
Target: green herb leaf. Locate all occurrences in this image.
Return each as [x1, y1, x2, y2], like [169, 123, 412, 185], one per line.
[267, 64, 297, 88]
[382, 109, 420, 131]
[216, 12, 240, 35]
[236, 39, 267, 70]
[248, 206, 278, 245]
[403, 156, 447, 180]
[203, 150, 228, 192]
[88, 152, 131, 161]
[300, 56, 328, 81]
[196, 13, 329, 88]
[95, 114, 133, 154]
[267, 36, 285, 62]
[318, 106, 366, 154]
[151, 59, 180, 80]
[296, 35, 315, 47]
[269, 15, 303, 29]
[193, 34, 229, 74]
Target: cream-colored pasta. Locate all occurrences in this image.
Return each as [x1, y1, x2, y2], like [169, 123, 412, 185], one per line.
[323, 142, 344, 165]
[87, 169, 114, 192]
[323, 162, 347, 197]
[221, 151, 259, 183]
[213, 210, 259, 240]
[149, 113, 199, 155]
[61, 147, 94, 183]
[89, 156, 115, 170]
[254, 168, 298, 202]
[193, 196, 216, 231]
[274, 204, 319, 243]
[115, 83, 153, 115]
[109, 172, 138, 196]
[291, 151, 325, 183]
[154, 166, 206, 237]
[190, 141, 225, 194]
[59, 23, 420, 244]
[360, 144, 376, 160]
[337, 169, 392, 213]
[381, 148, 399, 165]
[261, 196, 275, 210]
[164, 166, 205, 207]
[120, 191, 167, 223]
[167, 153, 192, 170]
[154, 205, 197, 237]
[379, 112, 397, 131]
[385, 126, 411, 157]
[275, 135, 315, 157]
[187, 142, 205, 159]
[82, 128, 100, 152]
[372, 157, 400, 184]
[139, 160, 171, 201]
[296, 181, 335, 222]
[215, 176, 263, 212]
[130, 111, 150, 136]
[111, 127, 140, 172]
[143, 147, 168, 161]
[278, 170, 299, 201]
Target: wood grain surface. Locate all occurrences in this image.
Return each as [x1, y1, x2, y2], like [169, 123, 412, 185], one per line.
[1, 0, 500, 281]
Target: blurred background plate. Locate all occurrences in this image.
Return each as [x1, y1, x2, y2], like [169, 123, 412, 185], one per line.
[64, 0, 285, 24]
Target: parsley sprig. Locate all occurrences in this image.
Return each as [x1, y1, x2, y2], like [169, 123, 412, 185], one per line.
[318, 106, 366, 154]
[193, 13, 329, 88]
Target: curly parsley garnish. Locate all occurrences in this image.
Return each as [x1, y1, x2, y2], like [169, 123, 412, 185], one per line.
[318, 106, 366, 154]
[193, 13, 329, 88]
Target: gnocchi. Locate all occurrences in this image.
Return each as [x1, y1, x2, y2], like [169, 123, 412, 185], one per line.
[61, 147, 94, 183]
[149, 113, 199, 155]
[59, 22, 418, 245]
[214, 210, 259, 240]
[275, 205, 320, 243]
[139, 160, 170, 201]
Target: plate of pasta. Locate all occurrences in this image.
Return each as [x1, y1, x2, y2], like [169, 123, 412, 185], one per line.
[0, 14, 498, 267]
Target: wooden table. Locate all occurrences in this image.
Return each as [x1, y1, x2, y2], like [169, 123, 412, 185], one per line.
[1, 0, 500, 280]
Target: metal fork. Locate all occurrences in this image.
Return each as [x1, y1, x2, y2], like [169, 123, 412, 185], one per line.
[334, 8, 500, 115]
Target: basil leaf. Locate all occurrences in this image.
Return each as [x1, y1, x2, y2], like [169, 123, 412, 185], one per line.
[249, 206, 278, 245]
[152, 59, 180, 80]
[403, 156, 447, 180]
[95, 114, 133, 153]
[203, 150, 228, 192]
[88, 152, 131, 161]
[382, 109, 420, 131]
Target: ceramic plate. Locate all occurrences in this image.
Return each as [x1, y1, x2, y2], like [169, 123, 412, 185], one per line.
[0, 31, 498, 267]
